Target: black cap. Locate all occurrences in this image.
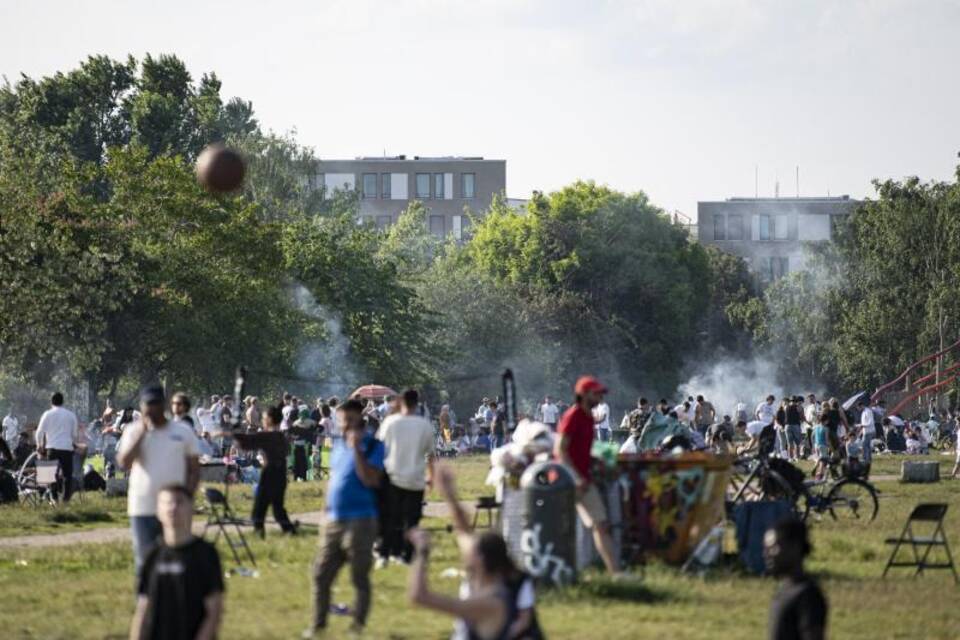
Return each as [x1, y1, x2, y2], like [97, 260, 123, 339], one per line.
[140, 385, 165, 405]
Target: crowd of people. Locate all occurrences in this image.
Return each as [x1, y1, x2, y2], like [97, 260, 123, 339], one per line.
[19, 377, 960, 639]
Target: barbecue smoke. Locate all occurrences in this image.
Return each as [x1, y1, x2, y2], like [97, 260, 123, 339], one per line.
[290, 283, 364, 395]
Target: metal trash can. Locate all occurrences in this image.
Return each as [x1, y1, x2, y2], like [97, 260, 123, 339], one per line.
[519, 461, 577, 587]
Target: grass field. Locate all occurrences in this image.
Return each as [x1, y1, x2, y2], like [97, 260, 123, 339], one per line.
[2, 454, 960, 638]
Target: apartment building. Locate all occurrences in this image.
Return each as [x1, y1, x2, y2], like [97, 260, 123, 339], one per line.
[314, 156, 506, 239]
[697, 196, 859, 283]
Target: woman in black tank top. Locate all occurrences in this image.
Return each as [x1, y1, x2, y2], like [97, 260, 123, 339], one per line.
[407, 465, 543, 640]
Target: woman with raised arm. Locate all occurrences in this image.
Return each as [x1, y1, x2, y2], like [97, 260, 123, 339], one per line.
[407, 465, 542, 640]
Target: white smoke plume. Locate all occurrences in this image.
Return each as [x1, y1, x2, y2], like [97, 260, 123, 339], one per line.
[676, 356, 790, 420]
[290, 284, 364, 389]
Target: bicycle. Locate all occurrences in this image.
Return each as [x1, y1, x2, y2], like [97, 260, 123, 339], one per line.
[797, 461, 879, 523]
[726, 453, 801, 513]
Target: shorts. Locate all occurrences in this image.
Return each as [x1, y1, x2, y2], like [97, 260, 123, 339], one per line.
[786, 424, 802, 446]
[576, 484, 608, 529]
[816, 445, 830, 460]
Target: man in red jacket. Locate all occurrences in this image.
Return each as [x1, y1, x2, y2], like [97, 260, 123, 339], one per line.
[553, 376, 621, 575]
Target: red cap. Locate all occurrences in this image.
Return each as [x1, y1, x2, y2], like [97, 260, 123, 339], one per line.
[574, 376, 608, 396]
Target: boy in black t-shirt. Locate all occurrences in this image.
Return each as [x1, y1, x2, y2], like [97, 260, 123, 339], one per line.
[764, 518, 827, 640]
[130, 485, 224, 640]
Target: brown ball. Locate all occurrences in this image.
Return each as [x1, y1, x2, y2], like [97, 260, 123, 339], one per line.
[196, 144, 245, 193]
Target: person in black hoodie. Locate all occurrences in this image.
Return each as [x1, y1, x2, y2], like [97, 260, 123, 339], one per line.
[233, 405, 297, 537]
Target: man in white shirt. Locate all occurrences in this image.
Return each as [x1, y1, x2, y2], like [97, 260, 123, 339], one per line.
[540, 396, 559, 431]
[376, 388, 436, 566]
[593, 400, 611, 442]
[117, 385, 200, 577]
[3, 406, 20, 451]
[35, 392, 79, 502]
[756, 395, 777, 426]
[858, 399, 876, 467]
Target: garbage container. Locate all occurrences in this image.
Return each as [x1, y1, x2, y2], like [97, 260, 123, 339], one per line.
[519, 461, 577, 587]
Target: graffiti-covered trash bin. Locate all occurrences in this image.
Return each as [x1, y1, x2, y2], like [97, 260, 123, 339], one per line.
[519, 461, 577, 587]
[617, 452, 732, 565]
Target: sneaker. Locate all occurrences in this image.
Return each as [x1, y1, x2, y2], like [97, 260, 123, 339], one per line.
[374, 557, 389, 570]
[301, 627, 325, 638]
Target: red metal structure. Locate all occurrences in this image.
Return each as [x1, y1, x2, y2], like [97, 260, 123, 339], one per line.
[871, 338, 960, 416]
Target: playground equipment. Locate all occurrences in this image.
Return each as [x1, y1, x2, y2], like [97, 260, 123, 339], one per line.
[871, 338, 960, 416]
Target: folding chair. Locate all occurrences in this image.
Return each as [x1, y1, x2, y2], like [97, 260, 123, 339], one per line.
[883, 503, 958, 583]
[18, 457, 59, 507]
[471, 496, 500, 530]
[202, 487, 257, 569]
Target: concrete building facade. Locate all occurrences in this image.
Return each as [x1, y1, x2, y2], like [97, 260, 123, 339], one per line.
[314, 156, 506, 239]
[697, 196, 859, 283]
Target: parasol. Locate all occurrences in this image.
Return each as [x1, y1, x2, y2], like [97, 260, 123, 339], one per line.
[350, 384, 398, 400]
[842, 391, 868, 411]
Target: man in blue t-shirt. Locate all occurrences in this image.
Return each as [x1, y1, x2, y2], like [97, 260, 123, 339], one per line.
[306, 399, 384, 636]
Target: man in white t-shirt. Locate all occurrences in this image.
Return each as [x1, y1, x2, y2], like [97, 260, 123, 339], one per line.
[117, 385, 200, 577]
[858, 400, 876, 467]
[540, 396, 559, 431]
[756, 395, 777, 426]
[3, 406, 20, 451]
[593, 400, 611, 442]
[36, 392, 80, 502]
[376, 388, 436, 566]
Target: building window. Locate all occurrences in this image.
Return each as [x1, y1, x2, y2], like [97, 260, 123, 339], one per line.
[462, 173, 476, 199]
[775, 214, 789, 240]
[758, 256, 790, 283]
[452, 215, 463, 241]
[429, 215, 445, 238]
[362, 174, 378, 199]
[434, 173, 444, 199]
[416, 173, 431, 199]
[380, 173, 391, 199]
[727, 213, 743, 240]
[376, 215, 392, 230]
[713, 214, 726, 241]
[759, 214, 772, 241]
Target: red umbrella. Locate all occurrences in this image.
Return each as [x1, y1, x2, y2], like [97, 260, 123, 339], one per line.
[350, 384, 398, 400]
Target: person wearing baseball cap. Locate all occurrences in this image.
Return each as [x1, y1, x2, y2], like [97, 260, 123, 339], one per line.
[553, 375, 621, 575]
[117, 384, 201, 580]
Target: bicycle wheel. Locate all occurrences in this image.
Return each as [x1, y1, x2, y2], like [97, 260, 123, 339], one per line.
[826, 478, 878, 522]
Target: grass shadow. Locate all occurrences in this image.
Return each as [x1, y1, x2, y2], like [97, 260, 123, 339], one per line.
[42, 509, 114, 524]
[543, 576, 674, 604]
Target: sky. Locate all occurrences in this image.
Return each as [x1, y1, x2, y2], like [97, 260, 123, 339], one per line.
[2, 0, 960, 218]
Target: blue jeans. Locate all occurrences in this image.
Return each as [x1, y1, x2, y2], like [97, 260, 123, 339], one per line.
[597, 428, 611, 443]
[130, 515, 162, 577]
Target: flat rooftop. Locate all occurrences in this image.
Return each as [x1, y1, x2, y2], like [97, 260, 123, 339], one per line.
[320, 155, 503, 162]
[699, 195, 855, 204]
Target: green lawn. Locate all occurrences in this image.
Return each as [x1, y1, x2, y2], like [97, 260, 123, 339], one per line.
[0, 454, 494, 538]
[2, 453, 960, 638]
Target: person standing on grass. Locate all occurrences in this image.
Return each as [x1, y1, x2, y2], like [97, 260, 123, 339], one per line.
[858, 399, 876, 470]
[694, 395, 716, 438]
[554, 376, 622, 576]
[129, 484, 224, 640]
[232, 404, 298, 537]
[3, 405, 19, 453]
[540, 396, 559, 432]
[117, 385, 200, 577]
[764, 518, 827, 640]
[376, 388, 436, 566]
[592, 396, 611, 443]
[35, 392, 80, 502]
[306, 399, 384, 637]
